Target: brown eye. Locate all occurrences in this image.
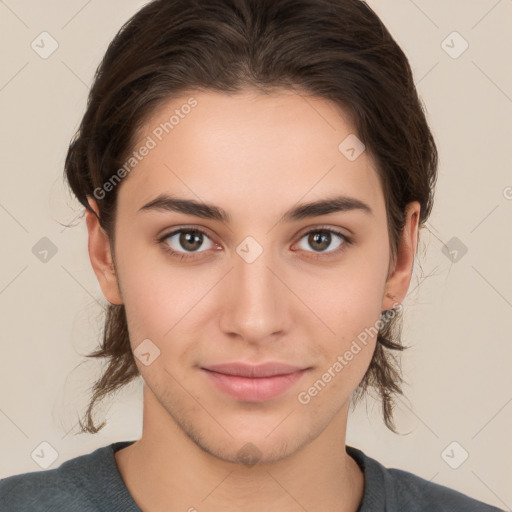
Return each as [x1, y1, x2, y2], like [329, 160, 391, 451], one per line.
[309, 231, 332, 252]
[295, 228, 352, 259]
[160, 228, 215, 257]
[176, 231, 204, 252]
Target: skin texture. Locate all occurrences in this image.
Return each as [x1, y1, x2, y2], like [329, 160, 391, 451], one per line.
[86, 89, 420, 512]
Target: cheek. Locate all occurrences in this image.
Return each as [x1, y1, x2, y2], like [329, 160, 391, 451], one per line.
[117, 243, 216, 358]
[122, 273, 194, 343]
[302, 241, 389, 339]
[294, 238, 389, 400]
[296, 267, 385, 411]
[114, 238, 173, 341]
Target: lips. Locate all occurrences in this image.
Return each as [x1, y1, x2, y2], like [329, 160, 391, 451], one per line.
[202, 362, 305, 378]
[200, 362, 308, 402]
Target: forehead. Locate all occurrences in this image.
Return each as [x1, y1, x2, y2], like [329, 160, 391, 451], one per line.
[116, 89, 385, 219]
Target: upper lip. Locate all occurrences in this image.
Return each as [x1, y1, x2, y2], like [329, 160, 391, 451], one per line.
[201, 362, 306, 378]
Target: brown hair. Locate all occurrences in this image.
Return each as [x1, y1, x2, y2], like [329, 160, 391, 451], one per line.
[64, 0, 437, 434]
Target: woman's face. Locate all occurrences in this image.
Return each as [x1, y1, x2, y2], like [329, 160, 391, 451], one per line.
[88, 89, 418, 463]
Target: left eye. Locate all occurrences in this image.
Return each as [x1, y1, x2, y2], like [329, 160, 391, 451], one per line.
[296, 229, 348, 254]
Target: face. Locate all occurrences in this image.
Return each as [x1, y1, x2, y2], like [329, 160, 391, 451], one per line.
[87, 89, 419, 464]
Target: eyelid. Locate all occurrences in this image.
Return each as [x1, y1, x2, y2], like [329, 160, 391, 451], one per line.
[295, 224, 352, 241]
[157, 224, 221, 245]
[156, 226, 218, 250]
[157, 224, 352, 243]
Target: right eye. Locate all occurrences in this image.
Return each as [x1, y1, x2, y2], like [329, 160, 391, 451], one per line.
[158, 228, 218, 260]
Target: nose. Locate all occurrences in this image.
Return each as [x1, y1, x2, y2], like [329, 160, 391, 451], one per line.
[218, 243, 288, 345]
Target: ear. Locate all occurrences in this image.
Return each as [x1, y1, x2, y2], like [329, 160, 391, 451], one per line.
[381, 201, 421, 311]
[85, 197, 123, 305]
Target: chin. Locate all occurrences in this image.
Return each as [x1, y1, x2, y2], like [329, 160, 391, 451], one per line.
[192, 422, 311, 466]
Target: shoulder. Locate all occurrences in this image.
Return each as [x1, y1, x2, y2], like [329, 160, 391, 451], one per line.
[388, 466, 504, 512]
[0, 444, 113, 512]
[346, 445, 504, 512]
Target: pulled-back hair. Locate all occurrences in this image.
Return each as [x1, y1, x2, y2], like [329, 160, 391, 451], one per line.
[64, 0, 437, 434]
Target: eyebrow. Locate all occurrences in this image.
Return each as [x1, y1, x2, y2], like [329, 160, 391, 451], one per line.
[138, 193, 373, 223]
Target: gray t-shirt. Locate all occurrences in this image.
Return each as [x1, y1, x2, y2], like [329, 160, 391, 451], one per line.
[0, 440, 504, 511]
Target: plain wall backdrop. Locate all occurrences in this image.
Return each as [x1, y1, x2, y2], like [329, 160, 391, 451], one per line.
[0, 0, 511, 509]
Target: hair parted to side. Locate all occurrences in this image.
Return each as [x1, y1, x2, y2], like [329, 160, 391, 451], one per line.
[64, 0, 437, 435]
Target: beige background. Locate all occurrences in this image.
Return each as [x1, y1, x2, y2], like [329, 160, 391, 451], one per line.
[0, 0, 511, 509]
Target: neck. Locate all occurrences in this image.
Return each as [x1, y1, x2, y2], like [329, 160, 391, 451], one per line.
[115, 385, 364, 512]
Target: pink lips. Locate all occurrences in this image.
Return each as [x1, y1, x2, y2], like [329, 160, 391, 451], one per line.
[201, 362, 308, 402]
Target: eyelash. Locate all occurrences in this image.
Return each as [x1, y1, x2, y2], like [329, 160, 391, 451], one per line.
[157, 226, 353, 262]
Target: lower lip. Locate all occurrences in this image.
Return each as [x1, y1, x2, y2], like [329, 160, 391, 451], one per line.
[201, 369, 307, 402]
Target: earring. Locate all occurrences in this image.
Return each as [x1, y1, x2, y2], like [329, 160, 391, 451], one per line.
[380, 304, 402, 318]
